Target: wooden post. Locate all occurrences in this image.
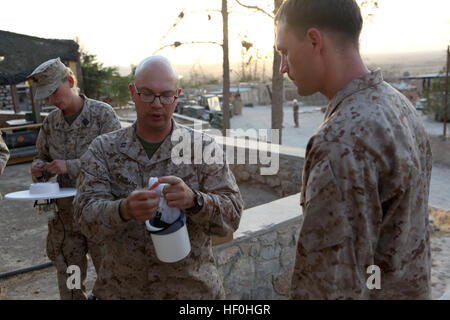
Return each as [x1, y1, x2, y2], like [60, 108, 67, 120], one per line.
[443, 46, 449, 138]
[29, 84, 42, 123]
[271, 0, 284, 145]
[10, 84, 20, 113]
[221, 0, 231, 135]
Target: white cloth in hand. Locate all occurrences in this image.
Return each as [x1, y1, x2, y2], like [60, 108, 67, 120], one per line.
[148, 177, 181, 225]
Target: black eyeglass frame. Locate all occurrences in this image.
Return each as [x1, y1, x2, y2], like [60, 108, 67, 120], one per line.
[132, 83, 180, 105]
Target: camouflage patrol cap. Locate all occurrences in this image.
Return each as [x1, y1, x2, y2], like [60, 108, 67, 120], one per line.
[27, 58, 71, 100]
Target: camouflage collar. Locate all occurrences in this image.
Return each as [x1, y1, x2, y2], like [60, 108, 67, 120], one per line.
[54, 95, 88, 130]
[324, 69, 384, 120]
[118, 119, 184, 166]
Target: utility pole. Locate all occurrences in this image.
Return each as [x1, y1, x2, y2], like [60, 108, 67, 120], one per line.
[222, 0, 231, 135]
[271, 0, 284, 144]
[444, 45, 449, 138]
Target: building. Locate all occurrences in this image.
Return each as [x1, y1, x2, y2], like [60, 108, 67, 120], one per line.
[390, 81, 419, 105]
[0, 30, 81, 124]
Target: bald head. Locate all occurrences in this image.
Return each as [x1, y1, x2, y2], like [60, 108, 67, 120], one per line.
[134, 55, 178, 87]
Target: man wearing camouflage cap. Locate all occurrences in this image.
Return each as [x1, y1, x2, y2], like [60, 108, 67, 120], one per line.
[74, 55, 243, 299]
[0, 132, 9, 175]
[28, 57, 121, 300]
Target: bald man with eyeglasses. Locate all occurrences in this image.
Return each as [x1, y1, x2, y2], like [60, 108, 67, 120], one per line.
[74, 55, 243, 299]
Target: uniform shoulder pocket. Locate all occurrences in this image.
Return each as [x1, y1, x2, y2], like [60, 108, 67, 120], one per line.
[300, 159, 351, 252]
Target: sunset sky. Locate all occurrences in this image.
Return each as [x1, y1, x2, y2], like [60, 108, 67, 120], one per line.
[1, 0, 449, 73]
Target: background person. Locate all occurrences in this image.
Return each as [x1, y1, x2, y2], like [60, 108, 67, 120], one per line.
[0, 131, 9, 175]
[74, 55, 243, 299]
[293, 99, 299, 128]
[28, 57, 121, 299]
[276, 0, 432, 299]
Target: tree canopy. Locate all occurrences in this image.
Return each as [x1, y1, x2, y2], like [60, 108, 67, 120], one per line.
[80, 50, 133, 108]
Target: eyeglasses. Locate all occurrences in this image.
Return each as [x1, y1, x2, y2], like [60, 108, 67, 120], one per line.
[133, 83, 179, 105]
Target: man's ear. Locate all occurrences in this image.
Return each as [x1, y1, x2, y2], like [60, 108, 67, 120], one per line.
[306, 28, 323, 52]
[67, 76, 75, 88]
[129, 83, 136, 102]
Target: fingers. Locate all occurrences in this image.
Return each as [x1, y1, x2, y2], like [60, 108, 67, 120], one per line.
[159, 177, 195, 209]
[126, 190, 160, 221]
[31, 160, 45, 177]
[158, 176, 182, 186]
[45, 160, 67, 174]
[31, 167, 43, 178]
[45, 160, 59, 173]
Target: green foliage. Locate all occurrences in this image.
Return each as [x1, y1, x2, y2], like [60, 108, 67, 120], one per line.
[423, 67, 449, 121]
[182, 68, 221, 88]
[80, 50, 133, 107]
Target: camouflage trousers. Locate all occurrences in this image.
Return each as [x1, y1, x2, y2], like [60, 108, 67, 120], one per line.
[46, 197, 103, 300]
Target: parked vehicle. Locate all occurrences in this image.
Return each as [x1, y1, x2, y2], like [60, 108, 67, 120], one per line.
[176, 94, 229, 129]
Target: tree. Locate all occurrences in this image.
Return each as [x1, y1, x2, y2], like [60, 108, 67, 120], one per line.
[235, 0, 284, 144]
[235, 0, 379, 145]
[80, 49, 132, 107]
[423, 67, 449, 123]
[153, 4, 232, 133]
[222, 0, 231, 134]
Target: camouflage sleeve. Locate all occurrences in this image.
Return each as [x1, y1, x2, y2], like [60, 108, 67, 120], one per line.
[32, 119, 55, 182]
[65, 158, 81, 180]
[0, 132, 10, 175]
[291, 140, 382, 299]
[188, 139, 243, 237]
[100, 107, 122, 134]
[73, 138, 128, 243]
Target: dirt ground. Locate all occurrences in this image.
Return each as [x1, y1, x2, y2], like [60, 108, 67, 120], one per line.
[1, 162, 449, 299]
[1, 108, 450, 299]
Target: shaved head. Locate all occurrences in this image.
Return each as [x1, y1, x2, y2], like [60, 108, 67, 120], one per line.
[134, 55, 178, 87]
[130, 55, 181, 141]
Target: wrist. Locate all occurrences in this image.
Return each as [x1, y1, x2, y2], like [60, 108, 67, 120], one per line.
[119, 199, 131, 222]
[187, 189, 196, 209]
[186, 190, 204, 215]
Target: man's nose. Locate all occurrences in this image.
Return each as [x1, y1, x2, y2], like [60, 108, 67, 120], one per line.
[149, 96, 164, 108]
[279, 56, 288, 74]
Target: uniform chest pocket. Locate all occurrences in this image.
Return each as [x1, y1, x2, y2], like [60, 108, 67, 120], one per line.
[109, 165, 140, 198]
[164, 162, 200, 190]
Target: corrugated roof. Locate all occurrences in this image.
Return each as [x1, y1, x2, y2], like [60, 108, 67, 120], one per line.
[390, 81, 416, 91]
[0, 30, 79, 85]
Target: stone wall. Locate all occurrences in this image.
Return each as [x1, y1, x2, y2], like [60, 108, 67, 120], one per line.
[213, 194, 303, 299]
[214, 135, 305, 198]
[208, 137, 305, 299]
[0, 85, 13, 111]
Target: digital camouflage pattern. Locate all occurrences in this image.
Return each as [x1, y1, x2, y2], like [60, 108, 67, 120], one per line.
[28, 57, 69, 100]
[33, 96, 121, 299]
[291, 70, 432, 300]
[74, 121, 243, 299]
[0, 131, 9, 175]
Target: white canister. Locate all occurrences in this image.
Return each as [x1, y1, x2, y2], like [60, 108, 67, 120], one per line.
[145, 212, 191, 263]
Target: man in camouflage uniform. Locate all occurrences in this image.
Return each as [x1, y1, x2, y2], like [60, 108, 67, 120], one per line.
[0, 131, 9, 175]
[74, 55, 243, 299]
[276, 0, 432, 299]
[28, 58, 121, 299]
